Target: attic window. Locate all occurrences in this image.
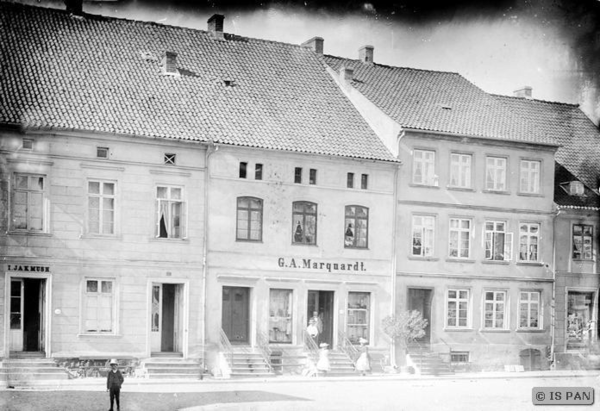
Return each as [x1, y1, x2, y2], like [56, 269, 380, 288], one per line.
[561, 181, 585, 196]
[22, 138, 34, 150]
[97, 147, 109, 159]
[440, 104, 452, 110]
[224, 79, 235, 87]
[164, 153, 176, 165]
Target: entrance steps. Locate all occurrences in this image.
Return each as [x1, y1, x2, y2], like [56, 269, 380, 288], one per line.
[225, 347, 275, 378]
[142, 356, 204, 380]
[1, 356, 68, 387]
[407, 349, 454, 376]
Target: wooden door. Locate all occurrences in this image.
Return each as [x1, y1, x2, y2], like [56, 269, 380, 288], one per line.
[222, 287, 249, 343]
[9, 280, 24, 352]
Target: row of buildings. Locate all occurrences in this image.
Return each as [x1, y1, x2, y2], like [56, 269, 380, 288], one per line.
[1, 2, 599, 376]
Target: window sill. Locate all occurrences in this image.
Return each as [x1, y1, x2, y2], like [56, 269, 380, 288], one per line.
[572, 259, 596, 263]
[236, 239, 263, 243]
[446, 258, 475, 264]
[479, 329, 510, 333]
[516, 328, 545, 333]
[481, 260, 510, 265]
[7, 231, 52, 237]
[149, 237, 190, 243]
[517, 192, 544, 198]
[482, 190, 510, 195]
[409, 183, 440, 189]
[344, 246, 370, 250]
[78, 333, 122, 338]
[291, 243, 318, 247]
[516, 261, 544, 267]
[443, 327, 474, 332]
[408, 256, 439, 261]
[447, 186, 475, 192]
[81, 234, 122, 241]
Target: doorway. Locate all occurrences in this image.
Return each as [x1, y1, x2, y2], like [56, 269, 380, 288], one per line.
[150, 283, 183, 354]
[9, 278, 46, 353]
[307, 290, 334, 346]
[408, 288, 432, 344]
[222, 286, 250, 344]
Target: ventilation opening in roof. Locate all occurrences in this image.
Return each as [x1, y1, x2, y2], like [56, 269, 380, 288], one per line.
[223, 79, 235, 87]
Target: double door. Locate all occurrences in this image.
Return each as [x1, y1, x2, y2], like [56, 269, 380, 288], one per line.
[10, 278, 46, 353]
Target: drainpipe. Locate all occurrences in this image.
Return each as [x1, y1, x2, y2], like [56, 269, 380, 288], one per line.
[390, 163, 400, 367]
[550, 208, 561, 369]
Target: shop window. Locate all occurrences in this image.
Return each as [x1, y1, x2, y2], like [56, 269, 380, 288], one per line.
[485, 156, 507, 191]
[485, 221, 512, 261]
[88, 180, 116, 235]
[413, 149, 437, 186]
[347, 292, 370, 344]
[519, 291, 540, 329]
[449, 218, 471, 259]
[412, 215, 435, 257]
[446, 289, 469, 328]
[12, 173, 47, 232]
[156, 186, 185, 239]
[483, 291, 507, 329]
[573, 224, 594, 260]
[519, 223, 540, 262]
[344, 205, 368, 248]
[292, 201, 317, 245]
[83, 279, 115, 334]
[236, 197, 263, 241]
[567, 292, 595, 350]
[269, 289, 293, 343]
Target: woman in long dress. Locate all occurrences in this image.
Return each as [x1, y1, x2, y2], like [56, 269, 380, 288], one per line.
[355, 337, 371, 376]
[316, 343, 331, 374]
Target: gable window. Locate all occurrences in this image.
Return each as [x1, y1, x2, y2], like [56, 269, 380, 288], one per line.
[344, 205, 368, 248]
[309, 169, 317, 185]
[449, 153, 472, 188]
[519, 291, 540, 329]
[97, 147, 109, 159]
[88, 180, 115, 235]
[413, 149, 436, 186]
[236, 197, 263, 241]
[164, 153, 176, 165]
[239, 162, 247, 179]
[447, 289, 469, 328]
[294, 167, 302, 184]
[449, 218, 471, 259]
[519, 223, 540, 262]
[485, 221, 512, 261]
[347, 172, 354, 188]
[485, 157, 506, 191]
[292, 201, 317, 245]
[412, 215, 434, 257]
[156, 186, 185, 239]
[520, 160, 541, 194]
[12, 173, 46, 232]
[83, 279, 115, 334]
[361, 174, 368, 190]
[484, 291, 507, 329]
[255, 164, 263, 180]
[573, 224, 594, 260]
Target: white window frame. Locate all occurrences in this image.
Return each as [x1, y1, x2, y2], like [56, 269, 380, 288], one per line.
[156, 185, 186, 239]
[81, 278, 117, 335]
[449, 153, 472, 188]
[449, 218, 471, 259]
[411, 215, 435, 257]
[520, 160, 541, 194]
[236, 196, 263, 242]
[11, 173, 48, 233]
[485, 156, 507, 191]
[519, 223, 540, 262]
[572, 224, 594, 261]
[518, 291, 541, 329]
[446, 289, 470, 328]
[87, 180, 116, 236]
[413, 149, 437, 186]
[483, 290, 508, 329]
[484, 220, 513, 261]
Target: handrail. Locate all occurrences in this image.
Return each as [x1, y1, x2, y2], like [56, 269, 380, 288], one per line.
[219, 328, 233, 370]
[337, 331, 360, 364]
[257, 331, 274, 373]
[303, 329, 320, 357]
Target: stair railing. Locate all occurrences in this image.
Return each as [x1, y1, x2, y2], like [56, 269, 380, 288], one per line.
[303, 329, 320, 360]
[337, 330, 360, 364]
[257, 331, 274, 373]
[219, 328, 234, 370]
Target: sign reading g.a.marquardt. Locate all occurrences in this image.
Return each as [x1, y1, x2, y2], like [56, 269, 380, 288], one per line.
[7, 264, 50, 273]
[278, 258, 366, 273]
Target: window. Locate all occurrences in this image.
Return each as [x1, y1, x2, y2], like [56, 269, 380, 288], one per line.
[344, 206, 368, 248]
[519, 291, 540, 329]
[485, 157, 506, 191]
[520, 160, 541, 194]
[449, 153, 472, 188]
[97, 147, 109, 158]
[269, 289, 293, 343]
[10, 280, 22, 330]
[236, 197, 263, 241]
[294, 167, 302, 184]
[83, 279, 115, 333]
[255, 164, 263, 180]
[12, 173, 46, 232]
[347, 292, 370, 344]
[567, 292, 594, 349]
[88, 181, 115, 235]
[361, 174, 368, 190]
[485, 221, 512, 261]
[447, 289, 469, 328]
[413, 149, 436, 185]
[309, 169, 317, 185]
[519, 223, 540, 262]
[412, 215, 434, 257]
[573, 224, 594, 260]
[449, 218, 471, 259]
[156, 186, 185, 239]
[450, 352, 470, 363]
[22, 138, 34, 150]
[484, 291, 507, 329]
[292, 201, 317, 244]
[239, 162, 247, 179]
[347, 172, 354, 188]
[164, 153, 176, 165]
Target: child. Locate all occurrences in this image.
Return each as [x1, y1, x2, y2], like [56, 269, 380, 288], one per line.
[316, 343, 331, 374]
[107, 359, 124, 411]
[355, 337, 371, 376]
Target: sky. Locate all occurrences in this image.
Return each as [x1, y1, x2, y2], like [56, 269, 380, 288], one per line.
[12, 0, 600, 122]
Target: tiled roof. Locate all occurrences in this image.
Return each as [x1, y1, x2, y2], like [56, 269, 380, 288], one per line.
[0, 3, 396, 162]
[554, 162, 600, 210]
[494, 95, 600, 191]
[322, 56, 554, 145]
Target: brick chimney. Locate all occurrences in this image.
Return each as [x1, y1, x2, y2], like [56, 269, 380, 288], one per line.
[340, 66, 354, 82]
[208, 14, 225, 40]
[64, 0, 83, 15]
[514, 86, 533, 99]
[359, 45, 374, 64]
[302, 37, 324, 54]
[161, 51, 179, 76]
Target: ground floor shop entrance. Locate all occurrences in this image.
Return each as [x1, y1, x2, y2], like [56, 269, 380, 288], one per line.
[9, 278, 46, 354]
[566, 290, 597, 351]
[150, 283, 184, 354]
[222, 286, 250, 344]
[408, 288, 432, 344]
[307, 290, 334, 346]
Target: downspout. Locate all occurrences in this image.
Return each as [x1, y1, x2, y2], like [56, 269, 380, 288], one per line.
[550, 207, 561, 369]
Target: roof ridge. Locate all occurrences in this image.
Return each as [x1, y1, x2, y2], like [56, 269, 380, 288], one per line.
[323, 54, 462, 76]
[492, 93, 579, 107]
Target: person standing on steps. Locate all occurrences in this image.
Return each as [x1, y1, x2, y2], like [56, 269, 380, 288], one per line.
[107, 359, 124, 411]
[355, 337, 371, 376]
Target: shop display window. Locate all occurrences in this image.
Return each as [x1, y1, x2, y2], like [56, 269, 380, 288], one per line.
[269, 289, 293, 343]
[347, 292, 370, 344]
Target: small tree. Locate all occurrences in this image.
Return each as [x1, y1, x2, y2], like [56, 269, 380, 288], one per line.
[382, 310, 428, 368]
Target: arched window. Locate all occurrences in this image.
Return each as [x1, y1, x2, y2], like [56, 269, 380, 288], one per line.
[345, 205, 368, 248]
[236, 197, 263, 241]
[292, 201, 317, 245]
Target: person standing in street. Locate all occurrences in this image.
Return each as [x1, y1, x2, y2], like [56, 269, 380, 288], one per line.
[107, 359, 124, 411]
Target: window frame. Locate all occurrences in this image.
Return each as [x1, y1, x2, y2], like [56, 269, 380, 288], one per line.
[361, 174, 368, 190]
[483, 290, 508, 330]
[485, 156, 507, 192]
[309, 169, 317, 185]
[87, 179, 117, 236]
[449, 217, 471, 259]
[412, 149, 437, 186]
[572, 224, 594, 260]
[236, 196, 263, 242]
[344, 205, 369, 249]
[347, 172, 354, 189]
[255, 163, 263, 180]
[81, 278, 117, 335]
[155, 185, 186, 239]
[292, 201, 317, 245]
[239, 162, 248, 179]
[518, 290, 541, 330]
[519, 159, 541, 194]
[446, 289, 470, 329]
[268, 288, 293, 343]
[347, 291, 371, 345]
[11, 173, 47, 233]
[411, 215, 435, 257]
[484, 220, 513, 261]
[449, 153, 472, 189]
[294, 167, 302, 184]
[518, 222, 540, 262]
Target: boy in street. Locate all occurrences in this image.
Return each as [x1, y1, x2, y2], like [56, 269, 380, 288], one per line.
[107, 359, 124, 411]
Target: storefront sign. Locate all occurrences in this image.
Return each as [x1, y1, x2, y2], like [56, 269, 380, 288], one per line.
[277, 258, 365, 273]
[7, 264, 50, 272]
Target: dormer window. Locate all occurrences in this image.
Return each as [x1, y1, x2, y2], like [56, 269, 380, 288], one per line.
[561, 181, 585, 196]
